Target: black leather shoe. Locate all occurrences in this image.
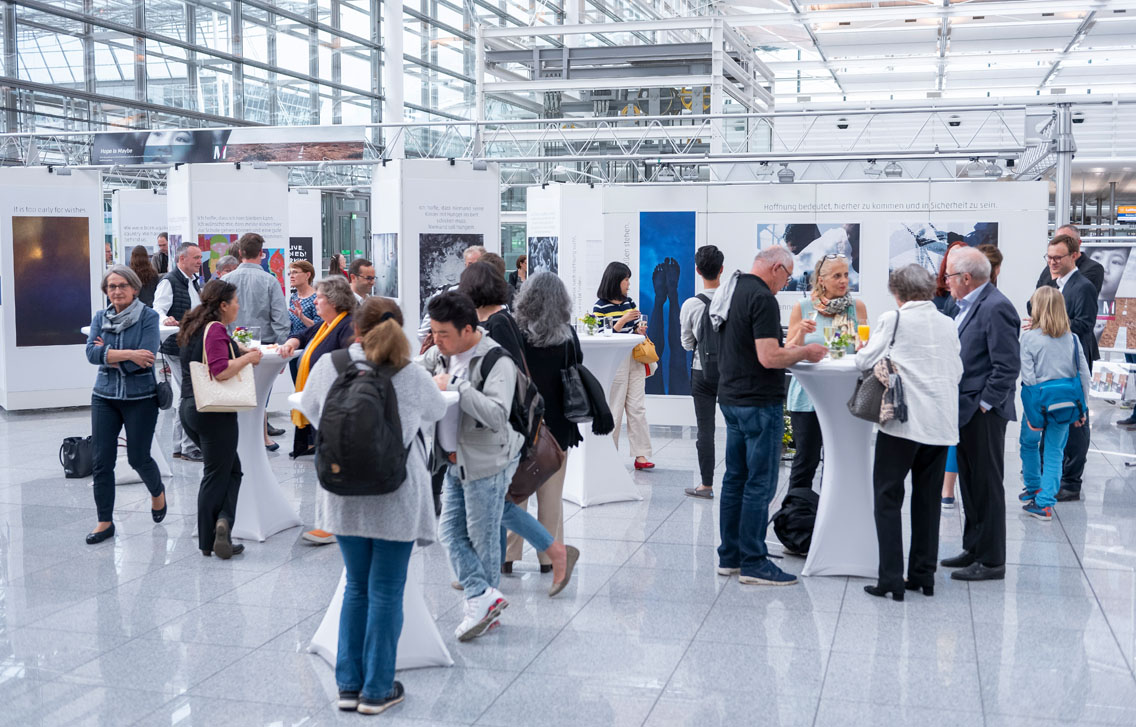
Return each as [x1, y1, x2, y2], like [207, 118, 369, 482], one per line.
[905, 581, 934, 596]
[1055, 488, 1081, 502]
[864, 584, 904, 601]
[950, 562, 1006, 581]
[940, 551, 975, 568]
[267, 423, 285, 436]
[540, 564, 553, 574]
[151, 490, 168, 523]
[231, 544, 245, 556]
[214, 518, 234, 560]
[85, 523, 115, 545]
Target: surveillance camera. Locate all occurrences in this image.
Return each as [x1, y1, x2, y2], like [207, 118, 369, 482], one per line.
[836, 117, 849, 130]
[1072, 112, 1085, 124]
[947, 115, 962, 128]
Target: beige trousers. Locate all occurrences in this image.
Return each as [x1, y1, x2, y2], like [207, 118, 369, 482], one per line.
[506, 454, 567, 564]
[608, 353, 652, 458]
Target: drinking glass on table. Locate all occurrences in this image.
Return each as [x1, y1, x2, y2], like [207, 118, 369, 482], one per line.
[822, 325, 834, 346]
[246, 326, 262, 349]
[858, 324, 870, 344]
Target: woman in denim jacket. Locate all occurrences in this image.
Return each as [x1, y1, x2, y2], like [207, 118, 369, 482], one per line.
[83, 265, 167, 545]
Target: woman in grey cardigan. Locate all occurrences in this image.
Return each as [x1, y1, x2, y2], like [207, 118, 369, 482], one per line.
[299, 297, 445, 716]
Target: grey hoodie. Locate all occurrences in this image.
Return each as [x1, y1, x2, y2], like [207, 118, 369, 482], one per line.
[420, 334, 524, 482]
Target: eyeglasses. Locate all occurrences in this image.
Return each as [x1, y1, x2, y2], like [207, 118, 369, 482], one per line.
[357, 275, 376, 282]
[944, 272, 964, 280]
[823, 254, 848, 260]
[1044, 253, 1071, 263]
[106, 283, 132, 291]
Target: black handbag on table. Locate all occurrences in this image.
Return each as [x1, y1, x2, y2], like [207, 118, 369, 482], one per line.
[561, 333, 592, 424]
[60, 436, 94, 478]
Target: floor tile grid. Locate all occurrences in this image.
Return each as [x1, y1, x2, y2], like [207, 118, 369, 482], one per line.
[1051, 502, 1136, 689]
[465, 495, 690, 726]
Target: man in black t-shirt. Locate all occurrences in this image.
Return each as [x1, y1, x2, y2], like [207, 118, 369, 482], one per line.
[716, 246, 827, 586]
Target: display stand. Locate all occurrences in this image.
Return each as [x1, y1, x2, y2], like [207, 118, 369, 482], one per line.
[789, 358, 878, 579]
[232, 350, 302, 541]
[563, 334, 645, 507]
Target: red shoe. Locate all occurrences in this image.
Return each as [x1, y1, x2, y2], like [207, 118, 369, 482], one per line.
[634, 460, 655, 470]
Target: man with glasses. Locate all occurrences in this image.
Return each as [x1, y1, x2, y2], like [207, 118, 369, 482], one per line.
[1027, 233, 1099, 501]
[713, 246, 826, 586]
[348, 257, 376, 304]
[940, 246, 1020, 582]
[1034, 224, 1104, 296]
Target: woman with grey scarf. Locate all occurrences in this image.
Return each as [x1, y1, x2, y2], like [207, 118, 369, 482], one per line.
[781, 255, 868, 512]
[83, 265, 167, 545]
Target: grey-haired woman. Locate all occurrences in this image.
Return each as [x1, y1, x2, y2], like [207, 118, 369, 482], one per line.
[83, 265, 166, 544]
[505, 271, 583, 572]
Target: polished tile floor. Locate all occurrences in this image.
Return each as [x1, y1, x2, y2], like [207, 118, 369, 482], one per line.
[2, 399, 1136, 726]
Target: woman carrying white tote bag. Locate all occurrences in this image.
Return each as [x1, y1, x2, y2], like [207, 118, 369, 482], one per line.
[176, 279, 263, 559]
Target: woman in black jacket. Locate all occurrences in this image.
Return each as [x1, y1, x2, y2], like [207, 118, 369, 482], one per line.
[506, 271, 582, 572]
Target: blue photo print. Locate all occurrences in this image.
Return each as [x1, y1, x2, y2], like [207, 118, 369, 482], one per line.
[639, 211, 695, 396]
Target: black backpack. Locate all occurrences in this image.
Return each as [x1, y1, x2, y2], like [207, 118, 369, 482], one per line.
[771, 487, 820, 554]
[316, 350, 409, 496]
[478, 346, 544, 457]
[696, 294, 720, 387]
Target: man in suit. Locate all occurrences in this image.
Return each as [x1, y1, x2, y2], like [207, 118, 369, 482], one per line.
[941, 246, 1021, 582]
[1034, 224, 1104, 296]
[1030, 233, 1099, 501]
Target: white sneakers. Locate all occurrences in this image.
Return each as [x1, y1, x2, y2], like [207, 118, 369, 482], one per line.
[454, 587, 508, 642]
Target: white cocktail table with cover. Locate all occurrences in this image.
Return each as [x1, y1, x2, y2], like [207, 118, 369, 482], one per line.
[787, 357, 879, 579]
[231, 348, 302, 541]
[293, 390, 457, 672]
[563, 333, 646, 507]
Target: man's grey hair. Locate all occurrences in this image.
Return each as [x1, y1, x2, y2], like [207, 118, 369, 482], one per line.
[463, 245, 487, 263]
[176, 241, 199, 259]
[754, 246, 794, 269]
[316, 275, 357, 314]
[950, 245, 991, 282]
[887, 264, 936, 303]
[1055, 224, 1081, 243]
[101, 264, 142, 294]
[513, 271, 573, 347]
[215, 255, 239, 274]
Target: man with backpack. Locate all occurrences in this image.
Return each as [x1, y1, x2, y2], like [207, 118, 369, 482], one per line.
[679, 245, 724, 500]
[420, 291, 524, 642]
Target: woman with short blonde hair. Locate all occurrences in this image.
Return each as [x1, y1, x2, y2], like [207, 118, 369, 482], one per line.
[1018, 286, 1090, 521]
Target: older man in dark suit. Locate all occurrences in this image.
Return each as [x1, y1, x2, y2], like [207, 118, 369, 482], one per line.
[940, 246, 1021, 582]
[1030, 233, 1099, 502]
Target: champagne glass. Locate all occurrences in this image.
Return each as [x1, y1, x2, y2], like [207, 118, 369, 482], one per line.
[822, 326, 834, 346]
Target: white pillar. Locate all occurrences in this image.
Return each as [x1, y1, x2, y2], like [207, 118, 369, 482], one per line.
[383, 0, 405, 159]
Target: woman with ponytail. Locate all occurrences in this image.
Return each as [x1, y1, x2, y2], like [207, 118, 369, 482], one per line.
[177, 279, 263, 559]
[299, 297, 445, 715]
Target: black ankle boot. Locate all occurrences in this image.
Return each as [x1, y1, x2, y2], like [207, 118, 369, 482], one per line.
[864, 584, 904, 601]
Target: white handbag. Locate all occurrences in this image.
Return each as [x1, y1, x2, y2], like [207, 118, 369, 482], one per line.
[190, 322, 256, 412]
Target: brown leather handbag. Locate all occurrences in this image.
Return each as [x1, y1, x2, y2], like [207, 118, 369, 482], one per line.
[508, 420, 565, 503]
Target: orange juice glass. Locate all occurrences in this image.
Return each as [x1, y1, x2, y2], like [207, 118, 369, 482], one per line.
[858, 324, 870, 343]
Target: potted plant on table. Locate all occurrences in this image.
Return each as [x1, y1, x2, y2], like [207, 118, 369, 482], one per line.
[827, 330, 854, 360]
[579, 314, 599, 336]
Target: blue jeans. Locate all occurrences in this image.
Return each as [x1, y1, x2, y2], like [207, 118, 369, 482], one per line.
[336, 536, 413, 701]
[718, 404, 783, 575]
[1019, 420, 1071, 509]
[499, 500, 554, 563]
[440, 456, 519, 599]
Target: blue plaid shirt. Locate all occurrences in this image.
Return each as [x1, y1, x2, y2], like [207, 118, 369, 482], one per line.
[289, 291, 321, 338]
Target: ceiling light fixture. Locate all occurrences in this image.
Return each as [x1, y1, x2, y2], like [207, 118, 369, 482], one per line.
[777, 163, 796, 184]
[864, 160, 882, 178]
[883, 161, 903, 178]
[964, 158, 987, 178]
[984, 160, 1004, 178]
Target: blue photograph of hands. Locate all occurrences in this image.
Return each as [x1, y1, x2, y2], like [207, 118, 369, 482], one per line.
[639, 211, 695, 396]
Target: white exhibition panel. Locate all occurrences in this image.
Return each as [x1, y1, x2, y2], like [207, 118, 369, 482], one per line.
[287, 188, 322, 268]
[111, 189, 167, 266]
[0, 168, 105, 410]
[527, 184, 605, 320]
[166, 163, 290, 260]
[531, 180, 1048, 426]
[372, 159, 501, 345]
